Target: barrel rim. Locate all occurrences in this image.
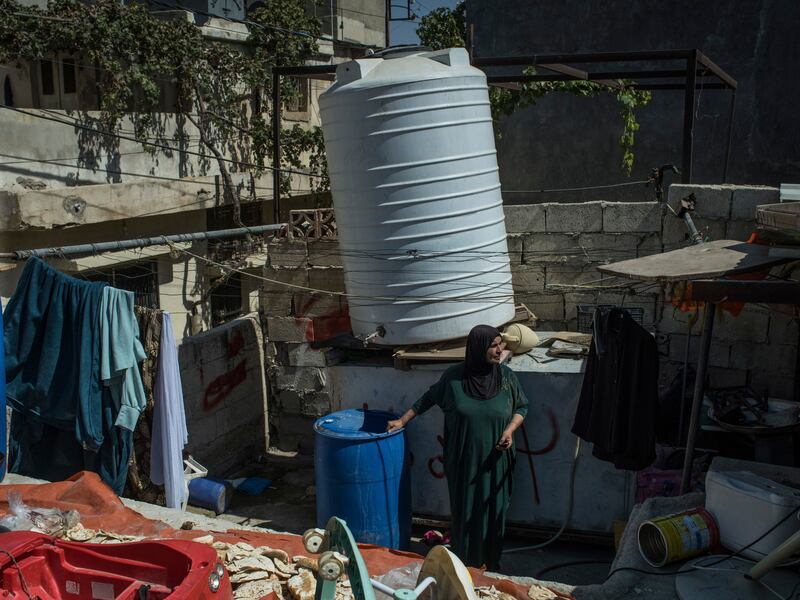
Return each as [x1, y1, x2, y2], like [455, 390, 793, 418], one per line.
[314, 408, 403, 440]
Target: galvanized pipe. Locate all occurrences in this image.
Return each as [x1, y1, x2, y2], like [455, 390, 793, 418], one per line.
[8, 224, 285, 260]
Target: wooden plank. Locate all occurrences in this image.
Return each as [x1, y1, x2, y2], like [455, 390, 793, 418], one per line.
[597, 239, 787, 282]
[690, 280, 800, 304]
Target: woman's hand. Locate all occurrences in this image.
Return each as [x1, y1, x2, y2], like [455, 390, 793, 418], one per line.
[496, 430, 513, 451]
[386, 419, 404, 433]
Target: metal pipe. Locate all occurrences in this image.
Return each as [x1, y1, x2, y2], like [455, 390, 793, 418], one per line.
[723, 89, 737, 183]
[385, 0, 390, 47]
[681, 50, 698, 184]
[677, 321, 694, 445]
[272, 69, 281, 225]
[9, 224, 285, 260]
[680, 302, 716, 494]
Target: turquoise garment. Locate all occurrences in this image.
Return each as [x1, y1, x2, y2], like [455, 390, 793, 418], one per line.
[412, 363, 528, 570]
[4, 258, 137, 494]
[100, 287, 147, 431]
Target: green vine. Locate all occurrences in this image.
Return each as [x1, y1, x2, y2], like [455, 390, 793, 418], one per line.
[0, 0, 329, 221]
[416, 1, 651, 176]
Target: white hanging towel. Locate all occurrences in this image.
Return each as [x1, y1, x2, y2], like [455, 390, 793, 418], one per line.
[150, 311, 189, 508]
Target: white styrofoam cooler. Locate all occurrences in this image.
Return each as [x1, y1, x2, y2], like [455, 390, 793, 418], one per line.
[705, 469, 800, 559]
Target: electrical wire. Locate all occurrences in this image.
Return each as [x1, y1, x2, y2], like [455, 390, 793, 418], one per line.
[0, 548, 35, 599]
[0, 105, 325, 180]
[534, 559, 612, 581]
[503, 180, 649, 194]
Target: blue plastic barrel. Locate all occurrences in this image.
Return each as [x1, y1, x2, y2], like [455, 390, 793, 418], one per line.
[187, 477, 231, 514]
[314, 409, 411, 550]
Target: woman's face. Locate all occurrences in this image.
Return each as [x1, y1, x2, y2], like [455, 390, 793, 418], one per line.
[485, 336, 505, 364]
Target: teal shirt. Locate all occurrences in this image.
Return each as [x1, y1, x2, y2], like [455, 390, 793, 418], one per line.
[412, 363, 528, 569]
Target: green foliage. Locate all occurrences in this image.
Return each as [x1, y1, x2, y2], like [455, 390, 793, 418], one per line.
[416, 1, 652, 176]
[416, 2, 466, 50]
[0, 0, 329, 213]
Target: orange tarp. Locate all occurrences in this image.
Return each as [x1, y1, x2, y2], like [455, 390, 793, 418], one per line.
[0, 472, 571, 599]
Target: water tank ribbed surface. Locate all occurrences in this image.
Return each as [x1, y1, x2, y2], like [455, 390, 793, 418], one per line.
[319, 48, 514, 345]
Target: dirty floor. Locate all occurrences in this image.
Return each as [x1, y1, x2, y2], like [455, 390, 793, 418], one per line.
[194, 454, 616, 587]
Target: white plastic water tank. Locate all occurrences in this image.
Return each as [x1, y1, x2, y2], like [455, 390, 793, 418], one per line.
[319, 47, 515, 345]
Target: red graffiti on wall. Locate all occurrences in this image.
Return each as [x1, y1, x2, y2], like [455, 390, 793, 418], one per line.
[427, 435, 446, 479]
[227, 329, 245, 358]
[517, 408, 560, 504]
[203, 359, 248, 412]
[293, 294, 351, 342]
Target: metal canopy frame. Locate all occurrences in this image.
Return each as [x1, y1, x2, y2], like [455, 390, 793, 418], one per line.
[679, 279, 800, 494]
[270, 48, 737, 222]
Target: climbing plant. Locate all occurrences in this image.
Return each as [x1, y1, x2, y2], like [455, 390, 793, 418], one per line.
[416, 1, 652, 176]
[0, 0, 329, 222]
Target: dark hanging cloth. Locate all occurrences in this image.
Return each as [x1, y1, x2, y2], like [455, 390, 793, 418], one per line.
[462, 325, 502, 400]
[124, 307, 166, 505]
[572, 307, 659, 471]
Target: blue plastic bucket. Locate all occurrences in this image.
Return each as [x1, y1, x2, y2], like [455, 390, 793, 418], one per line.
[314, 409, 411, 550]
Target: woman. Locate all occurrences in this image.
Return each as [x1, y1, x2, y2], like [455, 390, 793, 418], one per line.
[387, 325, 528, 570]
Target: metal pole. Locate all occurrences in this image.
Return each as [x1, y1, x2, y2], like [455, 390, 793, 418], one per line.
[723, 89, 736, 183]
[272, 70, 281, 225]
[677, 320, 694, 444]
[681, 50, 698, 183]
[385, 0, 390, 47]
[10, 224, 286, 260]
[680, 302, 716, 494]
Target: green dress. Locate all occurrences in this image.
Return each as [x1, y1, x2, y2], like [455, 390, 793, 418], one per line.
[412, 363, 529, 570]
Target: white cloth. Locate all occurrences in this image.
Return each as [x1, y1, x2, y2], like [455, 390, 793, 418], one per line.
[150, 311, 189, 509]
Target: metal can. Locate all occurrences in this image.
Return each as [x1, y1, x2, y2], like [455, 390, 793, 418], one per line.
[638, 507, 720, 567]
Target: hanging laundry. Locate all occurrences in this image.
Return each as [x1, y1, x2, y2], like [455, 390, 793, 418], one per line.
[3, 258, 145, 493]
[99, 286, 147, 433]
[125, 307, 166, 505]
[571, 307, 659, 471]
[150, 312, 189, 509]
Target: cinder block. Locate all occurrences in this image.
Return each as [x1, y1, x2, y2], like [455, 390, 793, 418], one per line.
[267, 316, 313, 343]
[748, 373, 795, 399]
[261, 267, 309, 316]
[293, 291, 343, 319]
[275, 413, 316, 455]
[668, 334, 730, 368]
[516, 293, 565, 322]
[278, 389, 303, 414]
[308, 267, 346, 294]
[657, 304, 700, 335]
[506, 235, 524, 265]
[287, 343, 345, 367]
[667, 184, 733, 220]
[307, 240, 343, 267]
[511, 265, 545, 294]
[708, 367, 748, 389]
[725, 220, 757, 241]
[503, 204, 546, 233]
[301, 391, 332, 418]
[602, 202, 662, 233]
[715, 307, 770, 343]
[637, 232, 663, 257]
[768, 312, 799, 345]
[731, 186, 779, 220]
[544, 264, 604, 289]
[730, 342, 796, 378]
[576, 233, 640, 264]
[275, 366, 326, 392]
[662, 215, 726, 249]
[522, 233, 581, 264]
[268, 238, 308, 268]
[545, 202, 603, 233]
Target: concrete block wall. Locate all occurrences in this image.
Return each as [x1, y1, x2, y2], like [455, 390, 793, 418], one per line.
[262, 185, 796, 452]
[179, 313, 269, 474]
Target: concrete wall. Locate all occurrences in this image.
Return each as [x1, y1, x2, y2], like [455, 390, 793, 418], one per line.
[262, 185, 798, 453]
[467, 0, 800, 200]
[178, 313, 269, 475]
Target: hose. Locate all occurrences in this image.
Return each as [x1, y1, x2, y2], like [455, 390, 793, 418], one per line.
[503, 437, 582, 554]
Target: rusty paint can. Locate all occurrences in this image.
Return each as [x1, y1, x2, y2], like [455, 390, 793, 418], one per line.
[638, 507, 719, 567]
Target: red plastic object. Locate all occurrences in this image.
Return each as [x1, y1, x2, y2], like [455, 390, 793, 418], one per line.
[0, 532, 232, 599]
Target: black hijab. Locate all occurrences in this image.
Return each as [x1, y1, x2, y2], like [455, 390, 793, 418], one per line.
[462, 325, 502, 400]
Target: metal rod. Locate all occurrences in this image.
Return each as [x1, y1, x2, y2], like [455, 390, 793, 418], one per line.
[795, 324, 800, 404]
[677, 321, 694, 444]
[680, 302, 716, 494]
[681, 50, 698, 183]
[10, 224, 286, 260]
[473, 49, 696, 67]
[272, 69, 281, 225]
[723, 89, 736, 183]
[385, 0, 390, 47]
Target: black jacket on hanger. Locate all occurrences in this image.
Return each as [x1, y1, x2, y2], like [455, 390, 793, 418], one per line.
[572, 307, 659, 471]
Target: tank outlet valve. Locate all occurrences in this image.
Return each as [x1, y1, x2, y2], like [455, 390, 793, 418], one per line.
[303, 528, 327, 553]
